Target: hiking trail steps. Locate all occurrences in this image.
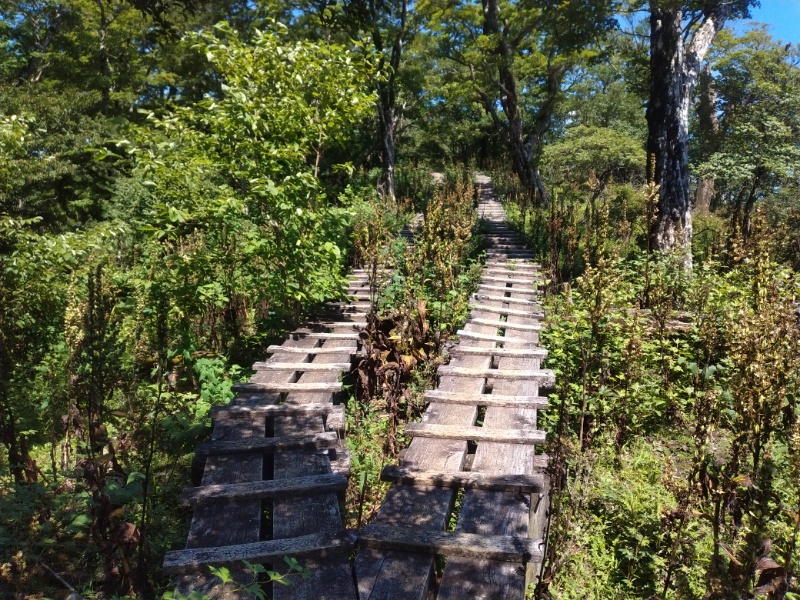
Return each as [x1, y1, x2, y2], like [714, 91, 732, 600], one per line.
[353, 174, 551, 600]
[167, 177, 551, 600]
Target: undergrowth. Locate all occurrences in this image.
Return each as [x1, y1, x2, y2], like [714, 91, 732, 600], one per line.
[345, 167, 484, 528]
[491, 169, 800, 599]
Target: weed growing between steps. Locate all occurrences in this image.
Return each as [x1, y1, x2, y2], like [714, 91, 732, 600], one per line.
[344, 169, 484, 528]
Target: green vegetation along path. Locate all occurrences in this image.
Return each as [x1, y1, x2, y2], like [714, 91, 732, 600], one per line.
[355, 175, 553, 600]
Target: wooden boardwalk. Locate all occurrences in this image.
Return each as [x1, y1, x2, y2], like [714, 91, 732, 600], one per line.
[167, 180, 550, 599]
[354, 175, 551, 600]
[165, 267, 377, 599]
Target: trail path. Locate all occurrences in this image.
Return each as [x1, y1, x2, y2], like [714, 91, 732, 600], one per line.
[167, 176, 551, 600]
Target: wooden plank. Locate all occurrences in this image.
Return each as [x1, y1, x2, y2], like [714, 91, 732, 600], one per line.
[473, 294, 541, 306]
[211, 403, 343, 420]
[325, 301, 371, 309]
[181, 472, 349, 505]
[486, 255, 536, 261]
[469, 304, 544, 318]
[449, 345, 546, 358]
[438, 366, 555, 385]
[405, 423, 546, 445]
[270, 322, 361, 600]
[484, 264, 539, 271]
[232, 381, 342, 394]
[163, 530, 358, 575]
[266, 345, 360, 355]
[290, 332, 361, 340]
[477, 284, 539, 296]
[424, 390, 548, 409]
[440, 290, 550, 600]
[381, 466, 545, 493]
[481, 276, 535, 285]
[485, 265, 538, 272]
[176, 334, 321, 598]
[359, 524, 543, 563]
[455, 330, 533, 344]
[306, 321, 363, 329]
[195, 431, 339, 456]
[466, 318, 543, 332]
[251, 362, 350, 372]
[486, 249, 535, 255]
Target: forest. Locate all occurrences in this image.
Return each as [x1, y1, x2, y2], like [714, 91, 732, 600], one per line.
[1, 0, 800, 598]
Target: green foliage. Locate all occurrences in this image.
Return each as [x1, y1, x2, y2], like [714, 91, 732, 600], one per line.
[0, 17, 377, 597]
[698, 26, 800, 237]
[537, 203, 800, 598]
[542, 125, 645, 191]
[347, 168, 483, 524]
[548, 438, 711, 600]
[380, 172, 482, 343]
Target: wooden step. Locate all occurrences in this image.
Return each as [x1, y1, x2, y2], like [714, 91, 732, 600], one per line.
[487, 253, 536, 259]
[485, 240, 525, 246]
[466, 318, 543, 332]
[266, 345, 360, 355]
[473, 294, 541, 306]
[424, 390, 548, 409]
[359, 524, 543, 563]
[455, 330, 533, 344]
[232, 381, 342, 394]
[438, 366, 555, 385]
[211, 403, 344, 420]
[484, 263, 540, 271]
[327, 301, 371, 308]
[469, 304, 544, 318]
[290, 332, 361, 340]
[181, 472, 349, 505]
[252, 362, 350, 372]
[482, 276, 535, 285]
[307, 321, 363, 329]
[313, 312, 369, 320]
[405, 423, 546, 445]
[485, 264, 538, 272]
[477, 284, 538, 296]
[448, 345, 546, 359]
[380, 466, 545, 493]
[486, 244, 527, 250]
[195, 431, 339, 456]
[162, 530, 358, 574]
[482, 271, 540, 280]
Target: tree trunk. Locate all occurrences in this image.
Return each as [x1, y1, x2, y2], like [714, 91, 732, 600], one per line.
[741, 170, 763, 241]
[647, 4, 731, 266]
[377, 98, 396, 201]
[372, 0, 407, 203]
[694, 177, 715, 214]
[480, 0, 551, 204]
[694, 64, 719, 214]
[15, 8, 64, 84]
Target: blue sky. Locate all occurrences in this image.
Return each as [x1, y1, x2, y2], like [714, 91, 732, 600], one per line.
[740, 1, 800, 45]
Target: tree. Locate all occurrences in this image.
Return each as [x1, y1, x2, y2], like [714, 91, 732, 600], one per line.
[698, 26, 800, 240]
[644, 0, 755, 262]
[360, 0, 410, 201]
[419, 0, 615, 202]
[692, 63, 719, 214]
